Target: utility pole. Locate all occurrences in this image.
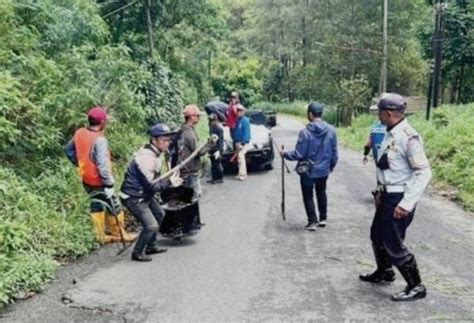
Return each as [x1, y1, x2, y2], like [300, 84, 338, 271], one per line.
[379, 0, 388, 95]
[426, 72, 433, 120]
[350, 0, 356, 79]
[145, 0, 155, 62]
[432, 0, 445, 108]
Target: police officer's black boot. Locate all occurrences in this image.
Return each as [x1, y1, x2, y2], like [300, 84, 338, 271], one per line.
[392, 256, 426, 301]
[359, 245, 396, 283]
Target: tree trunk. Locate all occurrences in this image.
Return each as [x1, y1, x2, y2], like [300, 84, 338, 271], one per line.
[458, 62, 465, 103]
[302, 16, 307, 67]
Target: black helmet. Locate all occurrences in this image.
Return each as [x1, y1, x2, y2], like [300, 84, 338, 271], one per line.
[149, 123, 176, 137]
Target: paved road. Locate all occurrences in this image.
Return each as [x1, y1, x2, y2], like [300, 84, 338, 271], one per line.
[3, 116, 473, 322]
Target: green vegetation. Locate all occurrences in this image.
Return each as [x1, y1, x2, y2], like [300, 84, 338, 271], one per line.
[338, 104, 474, 211]
[256, 101, 338, 126]
[0, 0, 213, 305]
[0, 164, 95, 304]
[0, 0, 472, 306]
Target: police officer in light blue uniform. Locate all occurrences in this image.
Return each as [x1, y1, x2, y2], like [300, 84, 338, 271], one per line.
[359, 93, 432, 302]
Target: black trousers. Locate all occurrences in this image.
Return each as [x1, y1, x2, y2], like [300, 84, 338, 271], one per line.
[210, 155, 224, 180]
[300, 176, 328, 224]
[122, 197, 164, 256]
[370, 192, 415, 267]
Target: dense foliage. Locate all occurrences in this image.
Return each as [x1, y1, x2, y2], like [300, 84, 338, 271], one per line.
[0, 0, 472, 305]
[227, 0, 473, 122]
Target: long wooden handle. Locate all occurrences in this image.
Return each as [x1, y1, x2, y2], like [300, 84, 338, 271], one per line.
[281, 144, 286, 221]
[151, 141, 209, 184]
[273, 139, 291, 173]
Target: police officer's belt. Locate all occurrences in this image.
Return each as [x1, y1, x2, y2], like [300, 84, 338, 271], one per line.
[377, 184, 406, 193]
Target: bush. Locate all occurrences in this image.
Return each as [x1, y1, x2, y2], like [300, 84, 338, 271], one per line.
[338, 104, 474, 211]
[0, 166, 97, 305]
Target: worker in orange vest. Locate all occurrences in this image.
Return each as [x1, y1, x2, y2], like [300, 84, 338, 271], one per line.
[65, 106, 136, 244]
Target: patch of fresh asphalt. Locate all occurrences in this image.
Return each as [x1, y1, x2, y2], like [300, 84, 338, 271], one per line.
[2, 116, 473, 322]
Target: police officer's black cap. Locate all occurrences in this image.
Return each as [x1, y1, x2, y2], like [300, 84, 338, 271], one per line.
[377, 93, 407, 111]
[307, 102, 324, 115]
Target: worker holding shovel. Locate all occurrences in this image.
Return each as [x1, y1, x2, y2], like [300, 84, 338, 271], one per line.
[120, 123, 183, 262]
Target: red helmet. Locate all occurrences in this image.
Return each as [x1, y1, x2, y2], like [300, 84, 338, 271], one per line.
[87, 106, 108, 123]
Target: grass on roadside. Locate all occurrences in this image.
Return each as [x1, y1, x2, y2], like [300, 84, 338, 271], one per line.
[255, 101, 338, 125]
[0, 163, 96, 305]
[0, 129, 149, 306]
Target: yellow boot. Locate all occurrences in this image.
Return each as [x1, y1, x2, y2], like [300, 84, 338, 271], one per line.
[90, 212, 114, 244]
[106, 211, 137, 243]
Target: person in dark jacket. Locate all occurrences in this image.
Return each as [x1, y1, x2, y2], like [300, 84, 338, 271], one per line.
[233, 105, 252, 180]
[207, 113, 224, 184]
[280, 102, 338, 231]
[120, 123, 183, 262]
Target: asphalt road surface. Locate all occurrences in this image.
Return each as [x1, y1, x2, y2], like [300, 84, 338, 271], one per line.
[2, 116, 473, 322]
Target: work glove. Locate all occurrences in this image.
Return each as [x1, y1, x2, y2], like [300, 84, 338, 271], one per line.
[104, 187, 115, 199]
[169, 171, 183, 187]
[109, 194, 122, 216]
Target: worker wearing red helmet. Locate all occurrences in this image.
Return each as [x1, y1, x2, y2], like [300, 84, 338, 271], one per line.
[65, 106, 136, 244]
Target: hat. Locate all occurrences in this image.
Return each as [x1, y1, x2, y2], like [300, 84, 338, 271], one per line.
[208, 113, 218, 121]
[236, 104, 245, 111]
[377, 93, 407, 111]
[183, 104, 204, 117]
[307, 102, 324, 115]
[87, 106, 108, 123]
[149, 123, 176, 137]
[230, 91, 239, 98]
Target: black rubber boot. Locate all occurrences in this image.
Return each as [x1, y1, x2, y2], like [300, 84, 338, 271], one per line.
[392, 256, 426, 301]
[360, 245, 396, 283]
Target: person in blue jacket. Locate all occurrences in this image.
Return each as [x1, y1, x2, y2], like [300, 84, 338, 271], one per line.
[233, 105, 252, 180]
[280, 102, 338, 231]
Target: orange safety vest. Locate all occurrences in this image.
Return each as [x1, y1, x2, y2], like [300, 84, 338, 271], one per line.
[73, 127, 111, 186]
